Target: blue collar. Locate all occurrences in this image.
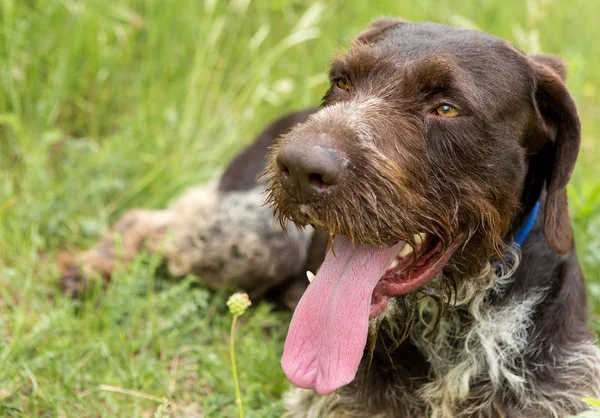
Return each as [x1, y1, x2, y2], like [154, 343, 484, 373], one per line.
[511, 200, 540, 249]
[496, 200, 540, 270]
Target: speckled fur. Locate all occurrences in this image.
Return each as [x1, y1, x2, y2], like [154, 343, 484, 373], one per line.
[166, 182, 313, 298]
[59, 180, 313, 303]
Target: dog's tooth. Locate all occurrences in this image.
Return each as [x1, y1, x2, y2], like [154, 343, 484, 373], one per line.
[413, 233, 427, 245]
[387, 259, 399, 271]
[306, 271, 315, 283]
[398, 243, 413, 258]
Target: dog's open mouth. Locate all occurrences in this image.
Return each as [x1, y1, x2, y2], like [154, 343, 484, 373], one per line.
[370, 233, 466, 318]
[281, 233, 465, 395]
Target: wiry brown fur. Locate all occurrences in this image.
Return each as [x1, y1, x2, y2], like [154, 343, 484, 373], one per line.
[264, 36, 522, 345]
[265, 40, 522, 257]
[267, 19, 598, 418]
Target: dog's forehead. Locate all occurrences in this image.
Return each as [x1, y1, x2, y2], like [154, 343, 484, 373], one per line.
[377, 23, 531, 80]
[338, 22, 535, 108]
[375, 22, 503, 59]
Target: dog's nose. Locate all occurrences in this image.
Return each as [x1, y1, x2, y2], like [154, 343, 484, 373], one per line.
[276, 136, 346, 203]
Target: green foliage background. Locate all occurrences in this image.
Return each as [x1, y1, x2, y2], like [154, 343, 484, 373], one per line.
[1, 0, 598, 416]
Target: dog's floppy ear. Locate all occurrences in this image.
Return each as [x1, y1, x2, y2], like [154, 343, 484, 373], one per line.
[356, 17, 407, 43]
[530, 54, 568, 81]
[530, 54, 580, 254]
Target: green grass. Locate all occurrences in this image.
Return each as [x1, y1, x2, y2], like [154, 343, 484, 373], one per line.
[0, 0, 599, 416]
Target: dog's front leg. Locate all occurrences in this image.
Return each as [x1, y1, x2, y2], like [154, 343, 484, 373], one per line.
[59, 207, 176, 297]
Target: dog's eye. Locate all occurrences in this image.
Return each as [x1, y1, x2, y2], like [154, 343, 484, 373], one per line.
[336, 78, 350, 91]
[436, 104, 460, 117]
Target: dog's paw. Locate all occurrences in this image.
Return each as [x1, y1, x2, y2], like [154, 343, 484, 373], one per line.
[57, 251, 112, 299]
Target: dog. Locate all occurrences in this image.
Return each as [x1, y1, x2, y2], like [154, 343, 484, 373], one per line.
[60, 18, 600, 418]
[265, 19, 600, 417]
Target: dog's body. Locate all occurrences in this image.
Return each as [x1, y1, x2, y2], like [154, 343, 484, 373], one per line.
[61, 20, 600, 417]
[59, 109, 325, 309]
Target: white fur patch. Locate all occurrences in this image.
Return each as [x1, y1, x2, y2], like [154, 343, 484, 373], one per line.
[310, 96, 387, 149]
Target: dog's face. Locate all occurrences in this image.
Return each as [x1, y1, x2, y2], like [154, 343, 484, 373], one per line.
[265, 20, 580, 395]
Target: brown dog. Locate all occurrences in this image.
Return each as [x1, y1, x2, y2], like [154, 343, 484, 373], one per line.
[266, 19, 600, 418]
[61, 19, 600, 418]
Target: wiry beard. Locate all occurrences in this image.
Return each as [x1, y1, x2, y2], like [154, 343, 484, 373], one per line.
[264, 140, 456, 248]
[363, 271, 458, 374]
[361, 247, 522, 386]
[263, 138, 515, 281]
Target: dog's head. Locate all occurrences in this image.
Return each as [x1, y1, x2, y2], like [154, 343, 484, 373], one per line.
[264, 19, 580, 395]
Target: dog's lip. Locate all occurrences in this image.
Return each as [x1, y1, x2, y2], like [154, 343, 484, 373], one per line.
[369, 233, 467, 318]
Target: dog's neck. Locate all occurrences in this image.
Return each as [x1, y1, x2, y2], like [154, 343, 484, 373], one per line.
[410, 193, 599, 417]
[363, 193, 599, 417]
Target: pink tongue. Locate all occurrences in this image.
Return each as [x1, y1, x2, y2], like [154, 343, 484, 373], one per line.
[281, 235, 404, 395]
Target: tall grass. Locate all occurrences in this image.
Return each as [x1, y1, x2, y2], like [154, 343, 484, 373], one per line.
[0, 0, 598, 416]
